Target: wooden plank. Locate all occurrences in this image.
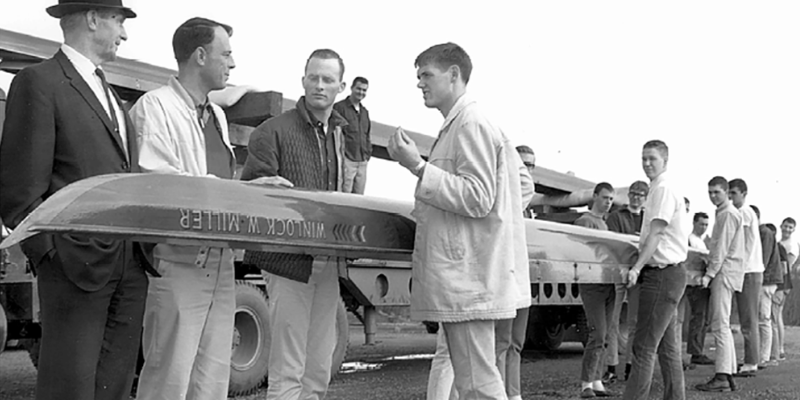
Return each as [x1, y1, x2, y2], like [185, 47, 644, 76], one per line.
[224, 91, 283, 127]
[228, 123, 255, 147]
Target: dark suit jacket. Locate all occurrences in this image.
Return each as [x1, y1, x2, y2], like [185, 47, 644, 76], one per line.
[0, 50, 142, 291]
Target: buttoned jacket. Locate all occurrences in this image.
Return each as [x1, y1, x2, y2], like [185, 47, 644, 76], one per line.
[410, 94, 534, 322]
[131, 77, 235, 267]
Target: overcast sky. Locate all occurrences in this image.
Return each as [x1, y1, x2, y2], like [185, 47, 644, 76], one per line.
[2, 0, 799, 230]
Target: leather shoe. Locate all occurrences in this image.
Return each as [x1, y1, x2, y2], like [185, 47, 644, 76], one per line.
[593, 389, 613, 397]
[691, 354, 715, 365]
[601, 371, 618, 384]
[580, 387, 596, 398]
[695, 377, 732, 392]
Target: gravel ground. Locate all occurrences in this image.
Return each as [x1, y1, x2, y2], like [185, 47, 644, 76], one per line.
[3, 325, 800, 399]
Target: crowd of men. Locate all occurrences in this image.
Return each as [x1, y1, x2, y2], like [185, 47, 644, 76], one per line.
[0, 1, 797, 400]
[0, 0, 376, 399]
[0, 0, 530, 399]
[569, 171, 796, 398]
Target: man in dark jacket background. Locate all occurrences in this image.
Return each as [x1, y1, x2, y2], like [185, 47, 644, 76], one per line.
[334, 76, 371, 194]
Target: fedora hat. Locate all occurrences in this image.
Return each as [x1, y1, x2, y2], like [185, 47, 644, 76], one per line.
[46, 0, 136, 19]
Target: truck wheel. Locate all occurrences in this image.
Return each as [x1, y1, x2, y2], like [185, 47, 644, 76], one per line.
[0, 303, 7, 354]
[229, 280, 270, 396]
[227, 281, 351, 395]
[525, 314, 566, 351]
[330, 300, 349, 379]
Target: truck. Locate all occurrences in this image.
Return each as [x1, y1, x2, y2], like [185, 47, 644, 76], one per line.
[0, 27, 707, 397]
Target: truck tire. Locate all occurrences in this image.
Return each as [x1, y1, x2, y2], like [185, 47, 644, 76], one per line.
[525, 312, 566, 351]
[0, 303, 7, 354]
[227, 280, 350, 395]
[229, 280, 271, 396]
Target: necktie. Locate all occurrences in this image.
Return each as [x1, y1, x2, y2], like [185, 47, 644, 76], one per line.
[198, 103, 210, 129]
[95, 68, 120, 134]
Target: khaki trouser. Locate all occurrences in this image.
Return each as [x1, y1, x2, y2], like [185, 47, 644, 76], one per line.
[137, 253, 235, 400]
[606, 283, 628, 367]
[771, 290, 787, 359]
[427, 328, 458, 400]
[759, 284, 778, 363]
[342, 159, 368, 194]
[265, 258, 339, 400]
[709, 277, 736, 375]
[495, 308, 529, 398]
[426, 320, 509, 400]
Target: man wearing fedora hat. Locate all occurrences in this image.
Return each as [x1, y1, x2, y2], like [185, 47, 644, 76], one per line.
[0, 1, 150, 400]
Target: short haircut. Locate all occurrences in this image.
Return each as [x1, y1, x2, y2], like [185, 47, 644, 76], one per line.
[594, 182, 614, 195]
[415, 42, 473, 84]
[629, 180, 649, 194]
[783, 217, 797, 226]
[708, 176, 729, 191]
[750, 205, 761, 220]
[516, 145, 534, 155]
[729, 178, 748, 193]
[173, 17, 232, 64]
[353, 76, 369, 87]
[306, 49, 345, 80]
[643, 140, 669, 159]
[766, 223, 777, 233]
[693, 212, 709, 223]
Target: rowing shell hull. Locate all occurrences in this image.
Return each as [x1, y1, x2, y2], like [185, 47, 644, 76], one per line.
[1, 174, 707, 284]
[1, 174, 416, 260]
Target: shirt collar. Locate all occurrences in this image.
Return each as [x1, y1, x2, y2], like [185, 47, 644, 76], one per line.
[440, 93, 475, 133]
[61, 43, 99, 79]
[297, 96, 348, 129]
[308, 111, 326, 131]
[649, 170, 669, 189]
[348, 95, 361, 108]
[169, 76, 209, 111]
[716, 201, 733, 213]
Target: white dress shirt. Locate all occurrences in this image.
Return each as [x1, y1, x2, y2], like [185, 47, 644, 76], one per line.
[640, 171, 690, 266]
[740, 202, 764, 273]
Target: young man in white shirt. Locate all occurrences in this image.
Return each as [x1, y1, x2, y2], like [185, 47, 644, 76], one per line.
[623, 140, 689, 400]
